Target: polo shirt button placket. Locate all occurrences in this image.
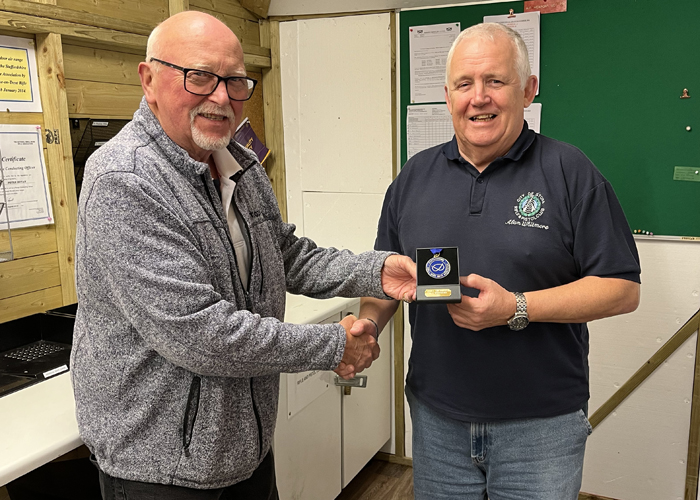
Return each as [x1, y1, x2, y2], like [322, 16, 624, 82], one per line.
[471, 175, 488, 215]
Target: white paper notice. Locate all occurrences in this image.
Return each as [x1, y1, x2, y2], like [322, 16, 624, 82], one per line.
[483, 12, 540, 94]
[0, 124, 53, 229]
[524, 102, 542, 133]
[409, 23, 460, 104]
[407, 104, 454, 160]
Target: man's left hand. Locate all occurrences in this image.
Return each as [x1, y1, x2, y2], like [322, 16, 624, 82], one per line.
[446, 274, 515, 331]
[381, 255, 417, 302]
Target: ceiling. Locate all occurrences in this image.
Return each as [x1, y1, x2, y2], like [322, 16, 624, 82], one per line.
[267, 0, 500, 17]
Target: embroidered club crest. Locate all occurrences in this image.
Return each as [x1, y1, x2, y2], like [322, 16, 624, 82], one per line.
[515, 192, 545, 221]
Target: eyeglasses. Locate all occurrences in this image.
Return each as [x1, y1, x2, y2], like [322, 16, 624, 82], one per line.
[149, 58, 257, 102]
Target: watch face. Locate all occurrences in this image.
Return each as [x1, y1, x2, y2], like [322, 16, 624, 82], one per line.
[509, 315, 529, 331]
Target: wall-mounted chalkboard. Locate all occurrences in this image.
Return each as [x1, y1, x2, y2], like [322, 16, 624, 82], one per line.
[400, 0, 700, 237]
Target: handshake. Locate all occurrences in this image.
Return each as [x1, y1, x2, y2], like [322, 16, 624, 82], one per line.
[334, 315, 380, 380]
[332, 254, 418, 380]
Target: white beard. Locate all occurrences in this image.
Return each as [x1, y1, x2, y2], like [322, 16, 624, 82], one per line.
[189, 103, 235, 151]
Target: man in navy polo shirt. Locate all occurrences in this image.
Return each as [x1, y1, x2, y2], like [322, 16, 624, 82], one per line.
[354, 23, 641, 499]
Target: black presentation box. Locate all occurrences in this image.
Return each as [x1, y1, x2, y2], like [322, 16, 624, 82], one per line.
[415, 247, 461, 304]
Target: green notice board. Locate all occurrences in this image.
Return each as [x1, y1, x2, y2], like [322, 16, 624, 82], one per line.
[400, 0, 700, 237]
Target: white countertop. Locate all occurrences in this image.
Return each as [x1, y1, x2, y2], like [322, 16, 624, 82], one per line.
[0, 373, 81, 486]
[284, 294, 358, 324]
[0, 294, 360, 486]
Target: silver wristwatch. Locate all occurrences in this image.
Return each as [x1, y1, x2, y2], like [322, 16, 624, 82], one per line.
[507, 292, 529, 331]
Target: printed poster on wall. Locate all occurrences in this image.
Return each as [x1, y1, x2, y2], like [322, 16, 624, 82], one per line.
[483, 12, 541, 95]
[0, 124, 53, 230]
[0, 35, 42, 113]
[409, 23, 460, 103]
[406, 104, 453, 160]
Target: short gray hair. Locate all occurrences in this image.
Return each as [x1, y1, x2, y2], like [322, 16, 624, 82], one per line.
[445, 23, 531, 91]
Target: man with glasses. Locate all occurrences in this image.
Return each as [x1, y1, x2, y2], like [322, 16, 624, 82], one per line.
[72, 11, 415, 500]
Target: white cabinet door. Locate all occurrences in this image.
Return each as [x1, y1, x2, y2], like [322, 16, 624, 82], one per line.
[340, 305, 392, 487]
[274, 299, 393, 497]
[274, 313, 343, 500]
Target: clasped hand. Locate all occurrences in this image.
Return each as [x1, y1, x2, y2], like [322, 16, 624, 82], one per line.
[334, 315, 380, 380]
[446, 274, 516, 331]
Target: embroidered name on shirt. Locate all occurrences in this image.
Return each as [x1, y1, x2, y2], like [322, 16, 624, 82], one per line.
[506, 192, 549, 230]
[506, 219, 549, 230]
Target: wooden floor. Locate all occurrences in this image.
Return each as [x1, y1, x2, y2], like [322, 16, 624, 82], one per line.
[2, 464, 616, 500]
[336, 459, 413, 500]
[1, 462, 412, 500]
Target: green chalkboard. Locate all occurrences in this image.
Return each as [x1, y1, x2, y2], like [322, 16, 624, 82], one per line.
[400, 0, 700, 237]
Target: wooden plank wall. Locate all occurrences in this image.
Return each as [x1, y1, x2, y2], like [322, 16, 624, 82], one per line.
[0, 0, 272, 324]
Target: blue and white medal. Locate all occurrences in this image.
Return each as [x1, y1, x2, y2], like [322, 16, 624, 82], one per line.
[426, 248, 450, 279]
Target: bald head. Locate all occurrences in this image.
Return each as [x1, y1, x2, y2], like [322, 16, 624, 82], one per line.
[146, 11, 243, 66]
[139, 10, 248, 162]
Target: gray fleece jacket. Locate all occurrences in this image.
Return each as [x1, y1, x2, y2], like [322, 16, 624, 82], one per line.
[71, 98, 392, 489]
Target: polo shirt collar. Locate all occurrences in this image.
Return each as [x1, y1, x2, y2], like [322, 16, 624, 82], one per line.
[212, 148, 243, 180]
[442, 120, 536, 166]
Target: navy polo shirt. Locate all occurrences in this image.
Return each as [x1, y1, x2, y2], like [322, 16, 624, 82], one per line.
[375, 122, 640, 421]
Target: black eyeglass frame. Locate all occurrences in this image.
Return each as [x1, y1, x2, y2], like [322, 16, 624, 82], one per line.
[149, 58, 258, 102]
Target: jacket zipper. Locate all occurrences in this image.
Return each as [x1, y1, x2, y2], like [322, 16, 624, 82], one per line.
[251, 379, 264, 459]
[200, 174, 246, 307]
[182, 376, 201, 457]
[233, 169, 264, 458]
[202, 167, 263, 458]
[234, 187, 252, 311]
[255, 238, 265, 297]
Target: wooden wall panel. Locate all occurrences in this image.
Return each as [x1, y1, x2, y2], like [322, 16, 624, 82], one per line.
[63, 44, 142, 85]
[0, 253, 61, 300]
[260, 19, 286, 218]
[169, 0, 188, 15]
[66, 80, 142, 118]
[239, 0, 268, 19]
[0, 10, 147, 50]
[36, 33, 78, 305]
[59, 37, 146, 57]
[0, 27, 33, 40]
[242, 70, 264, 145]
[189, 5, 260, 48]
[0, 226, 57, 259]
[0, 111, 44, 124]
[190, 0, 257, 21]
[55, 0, 168, 27]
[0, 286, 63, 324]
[0, 0, 153, 35]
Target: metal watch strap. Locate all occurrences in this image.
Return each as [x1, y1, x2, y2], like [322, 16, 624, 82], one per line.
[514, 292, 527, 315]
[508, 292, 529, 331]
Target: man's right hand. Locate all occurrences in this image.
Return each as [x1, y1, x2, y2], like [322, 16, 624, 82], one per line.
[334, 314, 380, 380]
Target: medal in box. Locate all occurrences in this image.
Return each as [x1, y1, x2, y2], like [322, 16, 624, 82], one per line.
[415, 247, 461, 303]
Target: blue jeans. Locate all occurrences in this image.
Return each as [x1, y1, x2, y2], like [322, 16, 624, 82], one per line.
[406, 387, 591, 500]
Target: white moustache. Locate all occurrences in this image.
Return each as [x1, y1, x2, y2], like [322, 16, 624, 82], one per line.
[189, 103, 236, 123]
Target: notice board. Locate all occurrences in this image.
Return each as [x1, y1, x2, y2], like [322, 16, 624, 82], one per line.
[399, 0, 700, 237]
